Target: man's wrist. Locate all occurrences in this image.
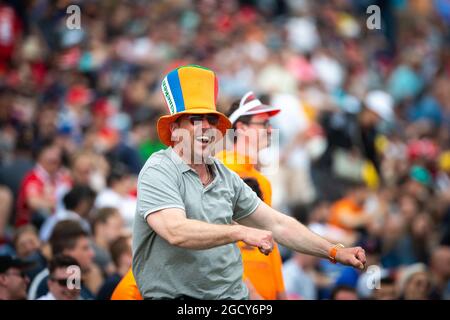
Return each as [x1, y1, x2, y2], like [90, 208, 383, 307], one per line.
[328, 243, 345, 263]
[231, 224, 246, 243]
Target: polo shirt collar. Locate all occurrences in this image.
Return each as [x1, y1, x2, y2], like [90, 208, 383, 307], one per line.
[166, 147, 219, 178]
[166, 147, 193, 173]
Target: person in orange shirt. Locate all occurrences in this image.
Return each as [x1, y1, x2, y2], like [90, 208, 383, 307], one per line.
[328, 182, 372, 233]
[215, 91, 286, 300]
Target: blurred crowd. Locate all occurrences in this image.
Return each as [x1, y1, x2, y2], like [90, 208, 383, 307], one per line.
[1, 0, 450, 300]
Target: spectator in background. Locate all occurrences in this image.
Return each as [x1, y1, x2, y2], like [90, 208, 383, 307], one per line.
[15, 140, 71, 228]
[70, 151, 109, 193]
[216, 91, 287, 300]
[0, 128, 34, 218]
[328, 182, 373, 233]
[29, 220, 98, 300]
[0, 1, 22, 72]
[94, 164, 136, 231]
[37, 254, 81, 300]
[307, 200, 357, 247]
[429, 246, 450, 299]
[397, 263, 432, 300]
[0, 255, 30, 300]
[405, 165, 434, 202]
[130, 110, 166, 164]
[57, 84, 93, 147]
[382, 204, 434, 268]
[91, 207, 125, 277]
[314, 90, 394, 200]
[282, 252, 325, 300]
[13, 225, 41, 260]
[88, 97, 141, 175]
[372, 276, 398, 300]
[40, 185, 96, 242]
[0, 186, 12, 245]
[330, 285, 358, 300]
[96, 235, 132, 300]
[12, 225, 47, 282]
[0, 128, 34, 234]
[358, 91, 395, 176]
[105, 137, 142, 177]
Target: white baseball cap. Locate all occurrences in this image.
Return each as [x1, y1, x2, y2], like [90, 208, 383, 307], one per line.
[364, 90, 394, 122]
[228, 91, 281, 124]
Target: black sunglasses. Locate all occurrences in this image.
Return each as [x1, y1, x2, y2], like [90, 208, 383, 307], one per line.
[186, 114, 219, 126]
[247, 120, 271, 128]
[50, 277, 70, 287]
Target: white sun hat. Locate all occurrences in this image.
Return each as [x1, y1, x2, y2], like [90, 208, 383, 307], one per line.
[364, 90, 394, 122]
[228, 91, 281, 124]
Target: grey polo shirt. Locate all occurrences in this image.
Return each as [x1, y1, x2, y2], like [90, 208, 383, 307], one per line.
[132, 147, 261, 299]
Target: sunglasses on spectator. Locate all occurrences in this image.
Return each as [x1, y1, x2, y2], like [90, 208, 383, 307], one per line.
[247, 120, 271, 128]
[185, 114, 219, 126]
[4, 271, 27, 279]
[50, 277, 70, 287]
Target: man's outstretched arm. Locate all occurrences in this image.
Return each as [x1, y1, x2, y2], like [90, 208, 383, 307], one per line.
[146, 208, 273, 251]
[238, 201, 367, 269]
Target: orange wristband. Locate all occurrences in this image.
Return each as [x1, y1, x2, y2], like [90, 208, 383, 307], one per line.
[328, 243, 345, 264]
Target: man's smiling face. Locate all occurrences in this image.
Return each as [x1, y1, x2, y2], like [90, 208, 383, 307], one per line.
[171, 114, 221, 164]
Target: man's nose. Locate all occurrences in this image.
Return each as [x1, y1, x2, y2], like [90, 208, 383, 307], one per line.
[88, 247, 95, 259]
[201, 118, 211, 129]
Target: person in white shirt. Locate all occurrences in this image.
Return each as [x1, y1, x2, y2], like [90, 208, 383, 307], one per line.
[37, 254, 81, 300]
[40, 185, 96, 242]
[94, 164, 136, 230]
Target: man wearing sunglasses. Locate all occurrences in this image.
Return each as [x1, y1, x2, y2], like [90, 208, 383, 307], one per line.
[215, 91, 286, 300]
[0, 255, 31, 300]
[132, 65, 367, 300]
[38, 254, 81, 300]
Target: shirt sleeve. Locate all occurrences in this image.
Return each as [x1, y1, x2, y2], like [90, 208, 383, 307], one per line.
[231, 172, 261, 221]
[137, 162, 185, 220]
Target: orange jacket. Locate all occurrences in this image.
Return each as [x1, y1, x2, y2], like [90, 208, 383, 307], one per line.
[328, 198, 364, 232]
[111, 268, 142, 300]
[216, 150, 285, 300]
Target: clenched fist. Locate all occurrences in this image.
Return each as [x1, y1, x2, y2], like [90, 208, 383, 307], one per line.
[242, 228, 274, 255]
[335, 246, 367, 270]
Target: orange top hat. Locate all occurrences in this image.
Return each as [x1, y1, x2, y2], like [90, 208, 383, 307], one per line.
[157, 65, 231, 146]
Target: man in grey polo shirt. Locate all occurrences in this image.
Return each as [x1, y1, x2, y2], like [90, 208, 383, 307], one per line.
[132, 65, 367, 300]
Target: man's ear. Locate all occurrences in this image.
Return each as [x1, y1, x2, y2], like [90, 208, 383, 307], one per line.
[0, 274, 8, 286]
[170, 122, 179, 133]
[62, 248, 73, 257]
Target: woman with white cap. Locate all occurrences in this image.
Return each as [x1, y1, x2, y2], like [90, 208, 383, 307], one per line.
[216, 91, 286, 300]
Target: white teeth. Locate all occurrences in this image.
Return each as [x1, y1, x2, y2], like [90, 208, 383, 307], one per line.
[196, 136, 210, 143]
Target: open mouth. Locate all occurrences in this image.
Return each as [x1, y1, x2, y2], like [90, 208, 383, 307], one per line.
[195, 135, 212, 144]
